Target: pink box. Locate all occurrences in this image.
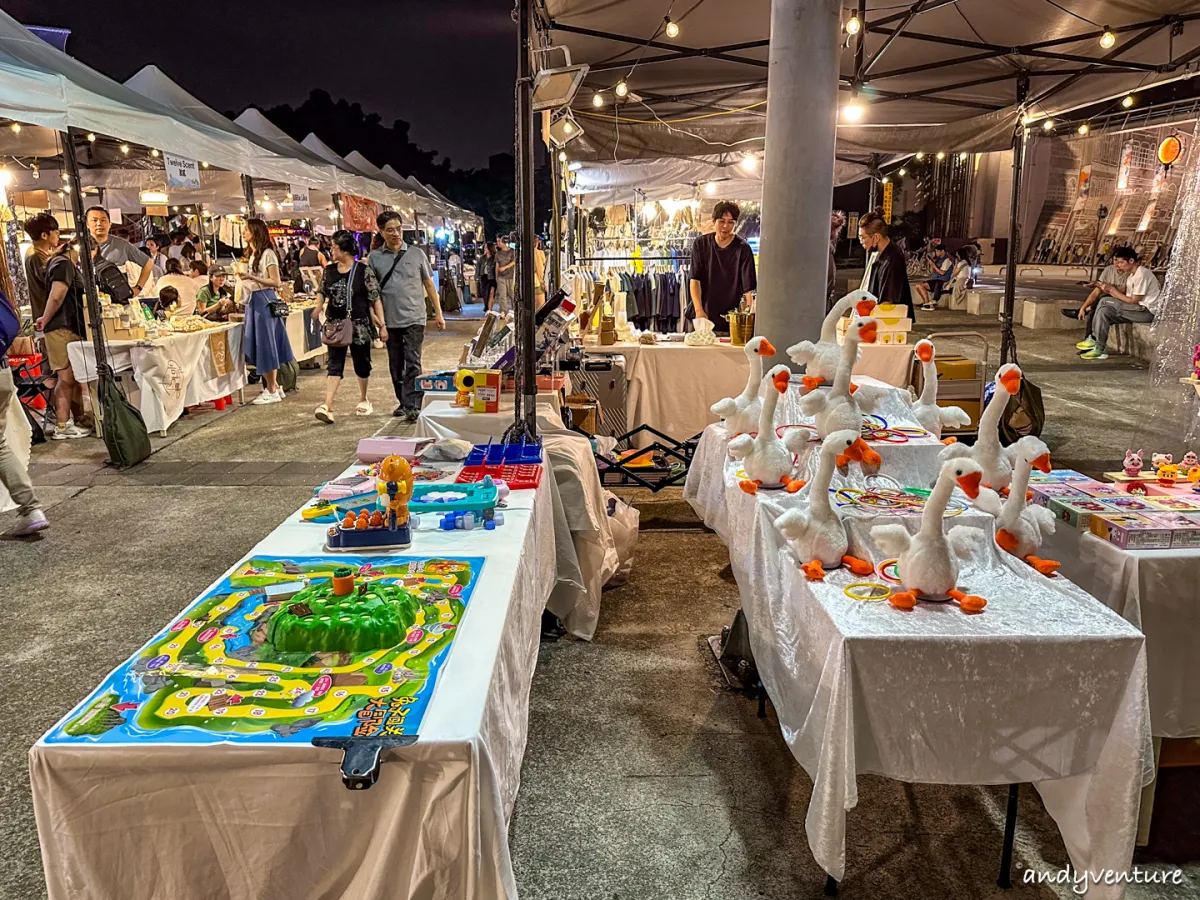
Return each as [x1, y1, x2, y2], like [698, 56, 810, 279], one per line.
[1103, 496, 1158, 514]
[1144, 495, 1200, 512]
[1075, 482, 1125, 498]
[1089, 512, 1174, 550]
[316, 475, 375, 501]
[1031, 483, 1087, 506]
[1148, 513, 1200, 548]
[356, 436, 435, 464]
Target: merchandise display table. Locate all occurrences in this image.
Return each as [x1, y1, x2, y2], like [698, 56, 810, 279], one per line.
[420, 389, 563, 416]
[685, 428, 1152, 896]
[30, 463, 558, 900]
[67, 323, 246, 435]
[415, 397, 565, 445]
[285, 307, 327, 364]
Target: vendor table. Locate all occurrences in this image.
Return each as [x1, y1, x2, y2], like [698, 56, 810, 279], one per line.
[582, 340, 914, 446]
[67, 323, 246, 435]
[30, 465, 558, 900]
[684, 427, 1152, 897]
[415, 396, 565, 445]
[285, 307, 327, 364]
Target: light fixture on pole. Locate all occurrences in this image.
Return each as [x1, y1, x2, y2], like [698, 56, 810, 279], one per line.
[1100, 28, 1116, 49]
[548, 110, 584, 147]
[530, 46, 590, 111]
[845, 14, 861, 35]
[664, 17, 679, 38]
[1122, 94, 1135, 108]
[841, 95, 864, 122]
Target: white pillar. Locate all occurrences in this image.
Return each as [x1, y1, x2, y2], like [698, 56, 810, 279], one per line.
[755, 0, 842, 358]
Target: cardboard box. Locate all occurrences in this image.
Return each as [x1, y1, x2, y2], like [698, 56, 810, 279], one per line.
[1073, 482, 1125, 498]
[1089, 512, 1174, 550]
[942, 399, 980, 432]
[1144, 495, 1200, 512]
[472, 369, 501, 413]
[1148, 513, 1200, 548]
[932, 355, 978, 381]
[1029, 468, 1091, 484]
[1030, 483, 1087, 506]
[1047, 496, 1110, 530]
[565, 394, 600, 434]
[417, 370, 457, 393]
[1102, 495, 1158, 514]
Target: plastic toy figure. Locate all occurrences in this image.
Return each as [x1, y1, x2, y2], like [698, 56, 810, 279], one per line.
[378, 455, 415, 530]
[453, 369, 477, 408]
[1152, 452, 1173, 470]
[1182, 451, 1199, 470]
[1123, 449, 1144, 476]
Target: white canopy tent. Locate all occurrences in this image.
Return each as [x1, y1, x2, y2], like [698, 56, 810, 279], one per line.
[299, 133, 419, 210]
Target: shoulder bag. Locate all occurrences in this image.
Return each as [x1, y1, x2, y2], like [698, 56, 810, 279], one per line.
[321, 263, 356, 347]
[377, 246, 406, 290]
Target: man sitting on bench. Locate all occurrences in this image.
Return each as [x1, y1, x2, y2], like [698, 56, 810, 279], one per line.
[914, 244, 953, 311]
[1076, 247, 1159, 360]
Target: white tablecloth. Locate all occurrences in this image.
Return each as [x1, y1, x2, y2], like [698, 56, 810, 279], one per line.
[67, 324, 246, 434]
[285, 307, 327, 363]
[1044, 527, 1200, 739]
[685, 427, 1152, 897]
[415, 397, 564, 445]
[30, 467, 558, 900]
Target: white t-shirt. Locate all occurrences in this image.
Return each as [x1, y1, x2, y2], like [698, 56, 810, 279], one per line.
[154, 273, 198, 316]
[1125, 265, 1161, 313]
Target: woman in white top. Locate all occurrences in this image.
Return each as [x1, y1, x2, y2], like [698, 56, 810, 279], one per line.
[153, 258, 199, 316]
[239, 218, 295, 404]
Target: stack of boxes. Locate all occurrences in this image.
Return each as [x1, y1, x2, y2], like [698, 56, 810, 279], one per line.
[912, 353, 983, 435]
[599, 315, 617, 347]
[838, 303, 911, 345]
[1029, 468, 1200, 549]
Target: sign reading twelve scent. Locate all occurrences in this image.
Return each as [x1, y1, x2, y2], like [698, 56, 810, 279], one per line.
[164, 153, 201, 189]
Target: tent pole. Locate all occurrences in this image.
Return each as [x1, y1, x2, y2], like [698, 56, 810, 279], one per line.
[194, 208, 208, 265]
[241, 174, 255, 214]
[756, 0, 842, 363]
[1000, 73, 1029, 366]
[62, 128, 111, 380]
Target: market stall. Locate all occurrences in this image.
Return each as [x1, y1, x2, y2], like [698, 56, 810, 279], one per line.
[30, 456, 559, 900]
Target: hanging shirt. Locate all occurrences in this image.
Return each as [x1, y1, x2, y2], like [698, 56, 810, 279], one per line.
[689, 233, 757, 325]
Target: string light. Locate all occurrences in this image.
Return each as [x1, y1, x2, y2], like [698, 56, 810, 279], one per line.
[1043, 119, 1055, 131]
[1122, 94, 1135, 109]
[86, 133, 96, 142]
[1078, 123, 1090, 135]
[615, 80, 629, 98]
[935, 151, 946, 160]
[61, 172, 70, 182]
[845, 14, 861, 35]
[120, 144, 130, 154]
[959, 151, 969, 160]
[592, 91, 605, 108]
[741, 152, 758, 172]
[201, 161, 209, 168]
[664, 17, 679, 38]
[563, 120, 574, 135]
[240, 206, 247, 214]
[881, 176, 890, 184]
[841, 101, 864, 122]
[9, 122, 20, 133]
[1100, 28, 1116, 49]
[898, 168, 907, 176]
[557, 150, 567, 163]
[150, 148, 160, 157]
[915, 152, 925, 160]
[704, 182, 717, 195]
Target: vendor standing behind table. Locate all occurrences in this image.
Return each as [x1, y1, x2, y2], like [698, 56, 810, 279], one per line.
[689, 200, 757, 334]
[85, 207, 153, 299]
[857, 211, 914, 320]
[196, 265, 236, 321]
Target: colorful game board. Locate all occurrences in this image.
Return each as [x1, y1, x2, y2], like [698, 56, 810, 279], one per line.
[43, 555, 482, 746]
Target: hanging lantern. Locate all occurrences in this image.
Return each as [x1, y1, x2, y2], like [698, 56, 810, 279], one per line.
[1158, 134, 1183, 170]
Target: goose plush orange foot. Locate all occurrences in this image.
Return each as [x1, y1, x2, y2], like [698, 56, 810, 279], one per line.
[801, 560, 826, 580]
[738, 480, 761, 494]
[941, 437, 958, 445]
[842, 555, 875, 576]
[782, 476, 806, 493]
[947, 588, 986, 613]
[1025, 555, 1061, 576]
[889, 590, 918, 610]
[995, 528, 1020, 554]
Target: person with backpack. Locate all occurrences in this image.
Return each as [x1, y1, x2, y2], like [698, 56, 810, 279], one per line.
[86, 207, 153, 300]
[34, 243, 90, 440]
[0, 289, 47, 536]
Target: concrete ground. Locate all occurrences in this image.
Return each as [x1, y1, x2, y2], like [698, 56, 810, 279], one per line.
[1, 300, 1197, 899]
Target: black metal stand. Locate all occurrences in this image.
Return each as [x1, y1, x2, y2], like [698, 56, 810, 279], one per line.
[999, 75, 1029, 366]
[997, 783, 1020, 888]
[311, 735, 419, 790]
[573, 424, 701, 492]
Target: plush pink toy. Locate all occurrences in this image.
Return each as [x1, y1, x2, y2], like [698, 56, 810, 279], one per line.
[1182, 451, 1199, 470]
[1152, 452, 1173, 470]
[1123, 449, 1144, 477]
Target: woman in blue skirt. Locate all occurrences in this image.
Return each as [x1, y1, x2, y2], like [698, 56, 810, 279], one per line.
[239, 217, 294, 405]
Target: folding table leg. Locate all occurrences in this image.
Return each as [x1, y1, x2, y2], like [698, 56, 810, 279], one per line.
[824, 875, 838, 895]
[997, 783, 1020, 888]
[756, 681, 767, 719]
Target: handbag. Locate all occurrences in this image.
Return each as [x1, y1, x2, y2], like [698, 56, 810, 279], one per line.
[320, 262, 356, 347]
[268, 297, 290, 318]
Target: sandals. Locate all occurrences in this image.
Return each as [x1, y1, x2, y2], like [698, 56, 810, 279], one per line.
[355, 400, 374, 417]
[315, 404, 334, 424]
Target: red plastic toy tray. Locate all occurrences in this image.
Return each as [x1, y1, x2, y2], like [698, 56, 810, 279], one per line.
[455, 463, 543, 490]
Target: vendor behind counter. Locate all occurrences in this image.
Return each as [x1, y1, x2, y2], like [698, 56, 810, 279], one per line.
[688, 200, 757, 334]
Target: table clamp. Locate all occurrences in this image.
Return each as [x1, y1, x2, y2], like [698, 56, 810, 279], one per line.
[312, 735, 419, 790]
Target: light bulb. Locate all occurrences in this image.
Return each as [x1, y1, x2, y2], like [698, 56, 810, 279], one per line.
[935, 151, 946, 160]
[845, 15, 861, 35]
[201, 161, 209, 168]
[1021, 114, 1034, 126]
[1122, 94, 1135, 108]
[841, 102, 864, 122]
[31, 165, 39, 180]
[704, 182, 717, 195]
[959, 152, 969, 160]
[898, 168, 907, 176]
[664, 18, 679, 38]
[915, 151, 925, 160]
[9, 122, 21, 133]
[1043, 119, 1055, 131]
[120, 144, 129, 155]
[741, 153, 757, 172]
[0, 169, 12, 187]
[563, 121, 574, 134]
[172, 206, 179, 212]
[615, 80, 629, 98]
[86, 132, 96, 142]
[592, 91, 605, 108]
[558, 150, 567, 163]
[1078, 123, 1090, 135]
[150, 148, 160, 157]
[1100, 29, 1116, 49]
[62, 172, 70, 182]
[240, 206, 247, 214]
[328, 211, 337, 220]
[881, 176, 890, 184]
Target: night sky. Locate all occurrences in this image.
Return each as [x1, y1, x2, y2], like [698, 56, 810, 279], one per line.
[6, 0, 516, 170]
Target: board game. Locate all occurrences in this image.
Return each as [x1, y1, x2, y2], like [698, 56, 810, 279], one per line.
[43, 555, 483, 746]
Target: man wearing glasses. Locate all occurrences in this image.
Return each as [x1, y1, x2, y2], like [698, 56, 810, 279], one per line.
[689, 201, 757, 334]
[369, 211, 445, 421]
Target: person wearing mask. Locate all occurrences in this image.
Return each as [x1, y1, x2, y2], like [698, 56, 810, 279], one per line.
[154, 258, 199, 316]
[86, 207, 153, 297]
[312, 230, 386, 424]
[914, 243, 953, 311]
[0, 291, 47, 535]
[196, 266, 236, 320]
[23, 213, 59, 322]
[858, 211, 914, 320]
[1076, 246, 1160, 361]
[299, 236, 328, 269]
[238, 218, 294, 404]
[369, 210, 444, 422]
[689, 200, 757, 333]
[493, 234, 517, 314]
[34, 243, 90, 440]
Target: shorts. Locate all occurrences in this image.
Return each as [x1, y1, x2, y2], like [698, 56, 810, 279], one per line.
[44, 328, 82, 373]
[327, 341, 372, 379]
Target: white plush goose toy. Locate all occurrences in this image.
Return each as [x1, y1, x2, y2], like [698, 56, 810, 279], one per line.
[870, 458, 988, 612]
[939, 364, 1022, 491]
[710, 336, 777, 435]
[729, 364, 811, 494]
[774, 430, 877, 581]
[973, 435, 1060, 576]
[787, 289, 878, 391]
[800, 317, 886, 439]
[909, 340, 971, 441]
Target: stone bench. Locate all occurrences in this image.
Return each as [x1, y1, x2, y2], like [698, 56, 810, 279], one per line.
[1020, 297, 1078, 329]
[1109, 322, 1153, 362]
[966, 290, 1001, 316]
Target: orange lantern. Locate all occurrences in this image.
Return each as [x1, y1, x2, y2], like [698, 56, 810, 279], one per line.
[1158, 135, 1182, 169]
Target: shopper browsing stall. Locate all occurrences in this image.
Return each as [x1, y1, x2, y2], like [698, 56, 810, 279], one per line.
[369, 210, 444, 422]
[312, 230, 385, 424]
[493, 234, 516, 314]
[239, 218, 294, 405]
[85, 208, 153, 298]
[689, 201, 757, 334]
[22, 213, 58, 321]
[34, 243, 89, 440]
[858, 211, 914, 320]
[196, 266, 235, 321]
[145, 233, 170, 280]
[154, 258, 199, 316]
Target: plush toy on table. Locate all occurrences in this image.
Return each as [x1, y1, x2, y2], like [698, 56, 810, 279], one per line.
[939, 364, 1022, 491]
[1152, 452, 1173, 471]
[377, 455, 415, 531]
[973, 436, 1059, 576]
[1122, 449, 1144, 477]
[908, 339, 972, 442]
[870, 458, 988, 612]
[729, 364, 811, 494]
[1158, 463, 1181, 485]
[800, 317, 888, 440]
[453, 369, 477, 408]
[786, 289, 877, 391]
[774, 430, 877, 581]
[1182, 451, 1199, 470]
[709, 336, 777, 436]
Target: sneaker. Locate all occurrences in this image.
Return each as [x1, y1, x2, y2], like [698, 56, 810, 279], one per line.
[355, 401, 374, 417]
[393, 405, 406, 418]
[1075, 337, 1097, 350]
[51, 423, 89, 440]
[252, 390, 280, 405]
[921, 303, 937, 311]
[1079, 348, 1109, 360]
[1060, 307, 1082, 320]
[10, 509, 49, 536]
[276, 388, 286, 400]
[315, 404, 334, 424]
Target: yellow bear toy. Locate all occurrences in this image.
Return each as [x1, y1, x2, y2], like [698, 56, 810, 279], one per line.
[377, 455, 414, 530]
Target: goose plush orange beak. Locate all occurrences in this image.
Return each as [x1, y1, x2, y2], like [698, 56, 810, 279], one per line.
[956, 470, 983, 499]
[858, 320, 879, 344]
[773, 370, 791, 393]
[1032, 452, 1052, 473]
[756, 338, 777, 357]
[915, 340, 934, 364]
[844, 437, 871, 462]
[855, 298, 877, 316]
[998, 366, 1022, 395]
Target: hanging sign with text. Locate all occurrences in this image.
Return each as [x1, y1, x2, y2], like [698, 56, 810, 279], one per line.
[290, 185, 311, 212]
[164, 154, 201, 189]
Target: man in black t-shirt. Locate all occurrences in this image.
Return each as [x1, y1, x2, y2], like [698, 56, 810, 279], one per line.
[35, 245, 90, 439]
[689, 200, 757, 333]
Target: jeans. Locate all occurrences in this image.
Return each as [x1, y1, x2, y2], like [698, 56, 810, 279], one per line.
[1090, 297, 1154, 350]
[0, 366, 39, 516]
[385, 324, 425, 411]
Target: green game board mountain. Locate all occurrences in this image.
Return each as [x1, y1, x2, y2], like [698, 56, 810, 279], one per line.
[266, 579, 422, 654]
[64, 691, 125, 736]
